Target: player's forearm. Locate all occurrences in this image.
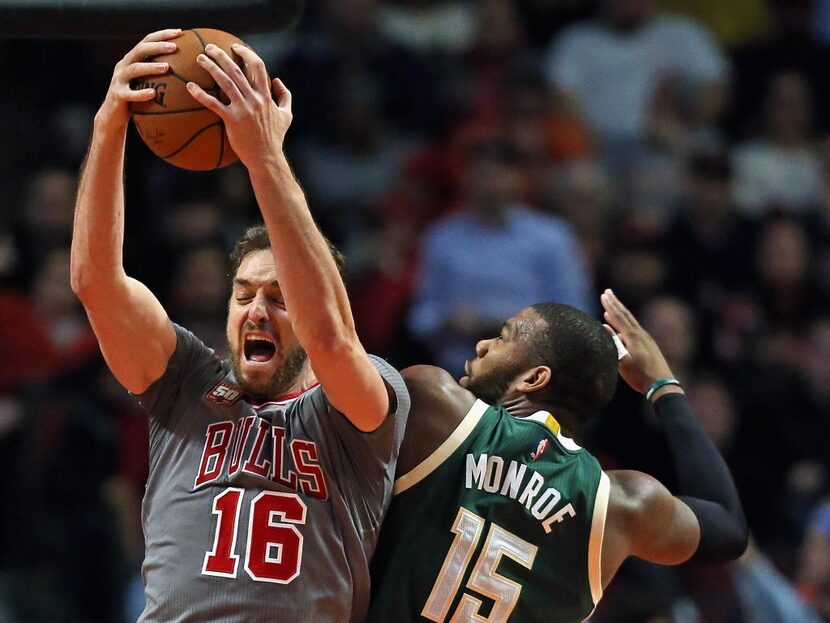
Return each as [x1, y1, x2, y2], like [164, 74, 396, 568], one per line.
[247, 152, 355, 350]
[654, 393, 749, 561]
[70, 115, 130, 296]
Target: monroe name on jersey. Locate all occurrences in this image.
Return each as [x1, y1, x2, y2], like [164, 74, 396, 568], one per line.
[465, 453, 576, 534]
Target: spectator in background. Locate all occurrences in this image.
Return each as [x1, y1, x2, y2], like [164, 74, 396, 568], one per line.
[802, 318, 830, 421]
[687, 374, 736, 456]
[0, 247, 98, 393]
[277, 0, 436, 138]
[713, 214, 821, 371]
[799, 502, 830, 620]
[732, 541, 823, 623]
[733, 72, 823, 216]
[291, 77, 417, 250]
[94, 368, 149, 623]
[641, 297, 698, 382]
[657, 0, 772, 48]
[751, 215, 821, 368]
[684, 375, 823, 623]
[460, 0, 532, 122]
[543, 0, 729, 176]
[10, 168, 77, 286]
[817, 157, 830, 298]
[408, 137, 591, 374]
[601, 237, 668, 312]
[447, 64, 594, 214]
[350, 150, 452, 361]
[540, 159, 612, 278]
[663, 149, 756, 310]
[167, 244, 231, 355]
[377, 0, 478, 56]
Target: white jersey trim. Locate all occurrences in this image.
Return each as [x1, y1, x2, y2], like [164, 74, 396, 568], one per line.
[588, 471, 610, 606]
[394, 399, 489, 495]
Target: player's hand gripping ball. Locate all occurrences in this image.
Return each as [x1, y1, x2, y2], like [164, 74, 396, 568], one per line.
[131, 28, 247, 170]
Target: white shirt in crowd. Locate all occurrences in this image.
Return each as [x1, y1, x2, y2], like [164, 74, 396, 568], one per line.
[731, 140, 823, 216]
[544, 13, 729, 140]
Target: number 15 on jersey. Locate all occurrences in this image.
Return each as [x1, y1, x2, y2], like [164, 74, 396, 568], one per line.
[423, 507, 537, 623]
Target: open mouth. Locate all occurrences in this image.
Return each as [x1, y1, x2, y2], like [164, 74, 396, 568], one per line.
[243, 335, 277, 363]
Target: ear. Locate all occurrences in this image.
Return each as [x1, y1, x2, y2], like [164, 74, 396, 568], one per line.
[515, 366, 552, 395]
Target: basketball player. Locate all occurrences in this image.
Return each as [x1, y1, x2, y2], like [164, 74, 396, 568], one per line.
[71, 30, 409, 622]
[368, 289, 748, 622]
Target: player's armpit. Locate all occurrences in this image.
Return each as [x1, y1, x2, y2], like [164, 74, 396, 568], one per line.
[78, 275, 176, 394]
[602, 470, 700, 584]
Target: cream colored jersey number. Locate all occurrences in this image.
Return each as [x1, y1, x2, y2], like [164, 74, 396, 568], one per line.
[423, 507, 538, 622]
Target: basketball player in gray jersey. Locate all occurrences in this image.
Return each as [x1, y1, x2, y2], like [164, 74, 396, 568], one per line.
[71, 30, 409, 622]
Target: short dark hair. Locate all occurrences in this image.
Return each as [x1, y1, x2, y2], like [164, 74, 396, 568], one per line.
[229, 225, 346, 278]
[527, 303, 618, 421]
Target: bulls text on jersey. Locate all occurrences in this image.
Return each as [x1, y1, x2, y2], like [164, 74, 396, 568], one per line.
[195, 415, 329, 500]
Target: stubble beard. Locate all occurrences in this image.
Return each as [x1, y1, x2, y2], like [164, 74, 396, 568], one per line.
[465, 362, 522, 406]
[229, 343, 309, 402]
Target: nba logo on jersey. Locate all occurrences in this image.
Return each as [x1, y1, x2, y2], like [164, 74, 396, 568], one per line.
[530, 438, 550, 461]
[207, 381, 243, 405]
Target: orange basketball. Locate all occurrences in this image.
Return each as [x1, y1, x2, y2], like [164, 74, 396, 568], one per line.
[131, 28, 246, 171]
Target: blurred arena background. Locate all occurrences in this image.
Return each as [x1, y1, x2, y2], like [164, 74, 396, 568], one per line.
[1, 0, 830, 621]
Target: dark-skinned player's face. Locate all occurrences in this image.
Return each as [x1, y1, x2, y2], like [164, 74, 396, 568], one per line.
[461, 308, 544, 404]
[226, 249, 307, 401]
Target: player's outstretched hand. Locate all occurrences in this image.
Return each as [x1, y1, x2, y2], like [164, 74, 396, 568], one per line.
[186, 43, 292, 168]
[98, 29, 181, 129]
[600, 288, 676, 395]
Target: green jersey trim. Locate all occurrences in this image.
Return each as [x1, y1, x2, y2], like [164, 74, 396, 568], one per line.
[588, 471, 611, 606]
[394, 399, 490, 495]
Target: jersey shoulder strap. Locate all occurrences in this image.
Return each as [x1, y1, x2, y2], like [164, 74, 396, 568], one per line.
[394, 399, 491, 494]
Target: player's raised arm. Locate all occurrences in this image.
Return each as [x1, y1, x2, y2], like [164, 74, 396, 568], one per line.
[187, 44, 389, 431]
[600, 289, 748, 583]
[70, 30, 179, 394]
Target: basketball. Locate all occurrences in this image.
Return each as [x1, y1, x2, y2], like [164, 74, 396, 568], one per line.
[131, 28, 246, 171]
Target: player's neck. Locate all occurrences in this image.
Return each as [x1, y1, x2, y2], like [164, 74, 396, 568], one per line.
[501, 396, 579, 437]
[274, 364, 318, 402]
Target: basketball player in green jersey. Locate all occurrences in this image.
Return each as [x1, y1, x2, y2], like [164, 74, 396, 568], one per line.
[368, 289, 747, 622]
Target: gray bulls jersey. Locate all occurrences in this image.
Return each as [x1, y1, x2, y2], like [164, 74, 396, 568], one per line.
[134, 324, 409, 623]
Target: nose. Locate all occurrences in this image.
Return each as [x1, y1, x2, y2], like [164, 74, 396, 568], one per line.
[248, 290, 269, 324]
[475, 338, 491, 358]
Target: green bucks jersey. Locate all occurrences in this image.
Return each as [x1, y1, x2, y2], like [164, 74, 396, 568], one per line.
[368, 400, 609, 623]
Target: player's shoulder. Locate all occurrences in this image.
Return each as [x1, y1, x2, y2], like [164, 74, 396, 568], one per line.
[401, 363, 459, 388]
[606, 469, 672, 523]
[396, 365, 479, 477]
[402, 365, 475, 409]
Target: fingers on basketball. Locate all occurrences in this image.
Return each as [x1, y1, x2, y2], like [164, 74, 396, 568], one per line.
[130, 28, 247, 171]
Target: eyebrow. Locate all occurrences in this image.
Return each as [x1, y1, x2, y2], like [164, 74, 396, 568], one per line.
[233, 278, 281, 288]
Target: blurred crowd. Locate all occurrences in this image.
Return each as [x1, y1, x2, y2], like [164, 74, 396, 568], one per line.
[1, 0, 830, 621]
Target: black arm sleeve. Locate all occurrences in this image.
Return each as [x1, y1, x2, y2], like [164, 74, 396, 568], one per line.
[653, 392, 749, 562]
